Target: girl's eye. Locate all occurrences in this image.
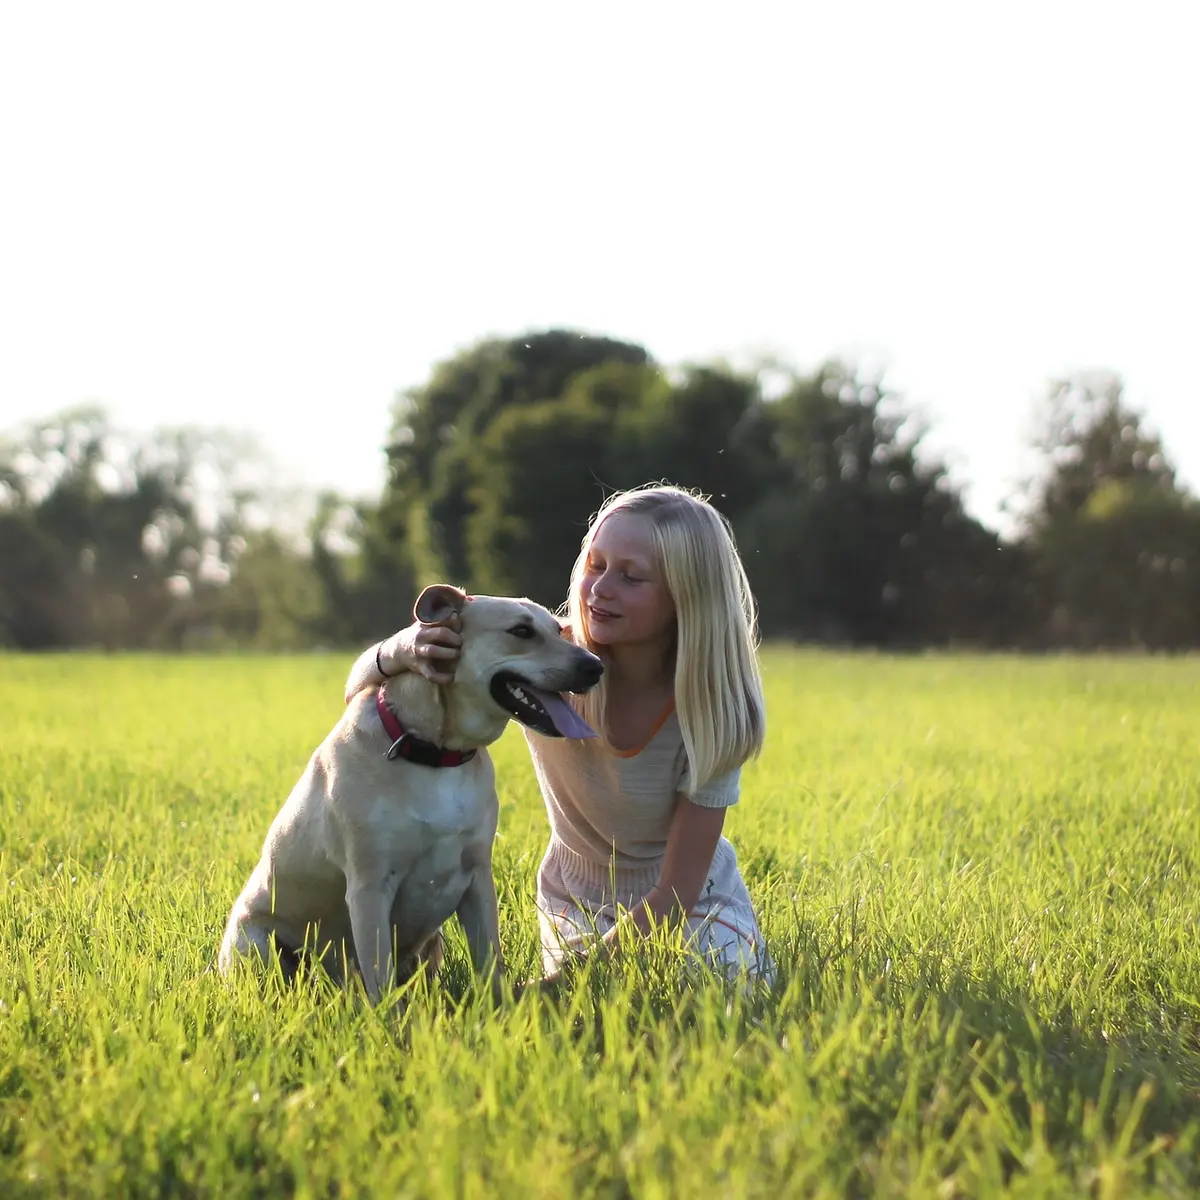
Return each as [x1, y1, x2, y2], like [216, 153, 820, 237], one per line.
[623, 571, 642, 583]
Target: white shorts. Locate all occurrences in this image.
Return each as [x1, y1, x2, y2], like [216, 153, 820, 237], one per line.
[535, 835, 773, 983]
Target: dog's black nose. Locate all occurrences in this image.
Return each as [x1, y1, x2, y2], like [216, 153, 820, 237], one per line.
[572, 653, 604, 691]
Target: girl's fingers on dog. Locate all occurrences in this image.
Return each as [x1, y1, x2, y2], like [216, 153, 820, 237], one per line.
[416, 627, 461, 651]
[417, 642, 459, 681]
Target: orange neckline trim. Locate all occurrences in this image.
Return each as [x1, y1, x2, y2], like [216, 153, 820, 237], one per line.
[609, 698, 676, 758]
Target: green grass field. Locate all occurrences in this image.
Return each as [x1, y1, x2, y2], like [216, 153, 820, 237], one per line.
[2, 651, 1198, 1198]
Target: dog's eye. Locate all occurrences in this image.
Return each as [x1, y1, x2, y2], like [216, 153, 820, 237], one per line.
[508, 624, 536, 640]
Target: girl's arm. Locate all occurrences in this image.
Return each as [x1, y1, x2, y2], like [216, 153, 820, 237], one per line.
[602, 796, 727, 943]
[343, 640, 394, 704]
[342, 618, 463, 704]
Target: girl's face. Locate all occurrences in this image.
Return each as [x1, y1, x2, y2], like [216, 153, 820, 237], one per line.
[578, 511, 676, 650]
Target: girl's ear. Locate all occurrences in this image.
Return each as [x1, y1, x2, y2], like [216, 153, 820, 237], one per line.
[413, 584, 468, 627]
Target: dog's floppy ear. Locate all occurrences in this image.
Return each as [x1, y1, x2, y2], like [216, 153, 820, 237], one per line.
[413, 584, 468, 627]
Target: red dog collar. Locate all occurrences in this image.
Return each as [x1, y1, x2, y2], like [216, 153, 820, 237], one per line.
[375, 686, 477, 768]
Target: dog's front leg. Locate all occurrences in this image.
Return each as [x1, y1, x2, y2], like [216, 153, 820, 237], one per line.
[456, 868, 503, 1000]
[347, 872, 402, 1004]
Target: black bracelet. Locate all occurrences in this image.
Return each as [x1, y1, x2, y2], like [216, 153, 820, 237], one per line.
[376, 642, 396, 678]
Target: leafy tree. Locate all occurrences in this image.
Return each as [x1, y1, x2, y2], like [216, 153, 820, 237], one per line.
[0, 408, 280, 648]
[195, 529, 326, 651]
[610, 365, 777, 519]
[738, 364, 1010, 645]
[464, 387, 620, 605]
[309, 491, 419, 645]
[1021, 371, 1197, 647]
[384, 330, 652, 583]
[463, 361, 778, 606]
[1023, 371, 1177, 529]
[0, 406, 187, 647]
[0, 511, 73, 648]
[1037, 481, 1200, 649]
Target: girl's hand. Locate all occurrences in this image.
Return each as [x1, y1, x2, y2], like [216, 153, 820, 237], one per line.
[522, 956, 583, 1004]
[378, 616, 462, 685]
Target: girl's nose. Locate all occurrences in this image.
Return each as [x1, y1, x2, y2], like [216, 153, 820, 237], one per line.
[590, 570, 614, 600]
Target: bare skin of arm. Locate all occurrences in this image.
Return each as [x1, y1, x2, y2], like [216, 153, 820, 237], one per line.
[533, 796, 724, 982]
[607, 795, 725, 935]
[343, 617, 462, 704]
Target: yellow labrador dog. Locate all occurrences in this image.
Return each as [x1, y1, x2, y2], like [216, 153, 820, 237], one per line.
[218, 584, 602, 1002]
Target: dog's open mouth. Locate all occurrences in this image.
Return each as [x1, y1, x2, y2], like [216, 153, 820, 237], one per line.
[489, 673, 597, 739]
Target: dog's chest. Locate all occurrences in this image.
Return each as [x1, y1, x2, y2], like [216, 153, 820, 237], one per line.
[358, 770, 493, 846]
[352, 772, 495, 942]
[388, 833, 484, 945]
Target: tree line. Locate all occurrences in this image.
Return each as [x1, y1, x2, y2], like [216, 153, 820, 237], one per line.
[3, 330, 1198, 652]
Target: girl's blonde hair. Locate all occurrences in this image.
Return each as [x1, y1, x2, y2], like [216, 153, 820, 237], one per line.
[565, 484, 766, 793]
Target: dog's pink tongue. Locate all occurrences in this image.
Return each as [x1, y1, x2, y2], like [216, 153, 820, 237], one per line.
[527, 686, 598, 738]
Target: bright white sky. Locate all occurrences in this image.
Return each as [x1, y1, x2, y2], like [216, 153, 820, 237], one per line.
[2, 1, 1197, 535]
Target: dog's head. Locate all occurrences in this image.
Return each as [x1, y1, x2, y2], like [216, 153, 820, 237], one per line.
[414, 584, 603, 740]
